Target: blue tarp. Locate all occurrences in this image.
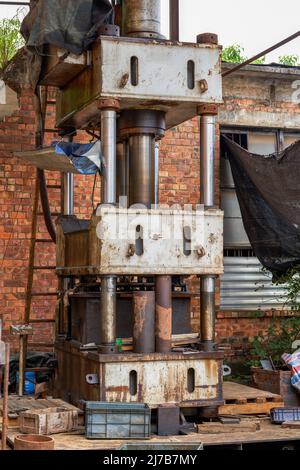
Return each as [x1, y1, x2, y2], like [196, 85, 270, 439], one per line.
[54, 140, 101, 175]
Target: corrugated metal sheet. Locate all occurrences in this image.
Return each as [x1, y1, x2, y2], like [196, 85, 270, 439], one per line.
[220, 257, 288, 310]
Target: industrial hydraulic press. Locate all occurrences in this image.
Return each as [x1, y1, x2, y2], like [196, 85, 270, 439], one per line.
[20, 0, 224, 411]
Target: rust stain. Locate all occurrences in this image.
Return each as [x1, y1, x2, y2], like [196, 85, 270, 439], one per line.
[106, 386, 129, 393]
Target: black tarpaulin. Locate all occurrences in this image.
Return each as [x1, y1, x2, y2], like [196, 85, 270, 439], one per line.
[222, 135, 300, 278]
[21, 0, 113, 55]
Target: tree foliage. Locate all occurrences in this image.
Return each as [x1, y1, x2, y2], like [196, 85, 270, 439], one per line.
[278, 55, 299, 66]
[0, 11, 25, 70]
[222, 44, 247, 63]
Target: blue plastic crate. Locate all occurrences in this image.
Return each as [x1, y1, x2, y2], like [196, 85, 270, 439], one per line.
[85, 402, 151, 440]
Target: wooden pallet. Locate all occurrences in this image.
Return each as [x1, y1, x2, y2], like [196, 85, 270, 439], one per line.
[219, 382, 285, 416]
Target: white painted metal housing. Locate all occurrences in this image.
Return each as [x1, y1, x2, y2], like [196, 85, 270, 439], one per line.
[95, 206, 224, 275]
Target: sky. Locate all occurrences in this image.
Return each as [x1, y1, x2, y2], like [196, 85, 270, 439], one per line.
[0, 0, 299, 63]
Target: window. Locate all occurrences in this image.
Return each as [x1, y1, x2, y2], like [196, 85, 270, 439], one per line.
[220, 128, 300, 310]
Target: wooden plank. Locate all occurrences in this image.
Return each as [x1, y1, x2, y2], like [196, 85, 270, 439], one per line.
[223, 381, 283, 402]
[197, 421, 260, 434]
[282, 421, 300, 429]
[219, 401, 285, 416]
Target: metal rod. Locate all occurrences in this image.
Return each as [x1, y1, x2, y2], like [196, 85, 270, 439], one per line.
[222, 30, 300, 77]
[0, 1, 29, 5]
[1, 343, 10, 451]
[100, 107, 117, 353]
[129, 134, 155, 208]
[63, 173, 74, 216]
[155, 276, 172, 353]
[18, 335, 25, 397]
[169, 0, 179, 41]
[133, 291, 155, 353]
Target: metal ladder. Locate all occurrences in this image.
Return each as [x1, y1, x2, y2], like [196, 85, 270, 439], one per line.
[17, 86, 61, 395]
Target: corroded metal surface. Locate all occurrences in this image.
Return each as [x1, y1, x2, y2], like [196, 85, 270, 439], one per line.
[155, 276, 172, 353]
[54, 342, 223, 408]
[133, 291, 155, 353]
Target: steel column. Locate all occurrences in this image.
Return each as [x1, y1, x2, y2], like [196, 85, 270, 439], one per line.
[101, 109, 117, 205]
[99, 102, 119, 353]
[198, 103, 218, 351]
[155, 275, 172, 353]
[133, 291, 155, 353]
[63, 173, 74, 215]
[122, 0, 163, 39]
[129, 134, 155, 208]
[169, 0, 179, 41]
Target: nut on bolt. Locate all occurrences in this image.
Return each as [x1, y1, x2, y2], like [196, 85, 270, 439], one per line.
[195, 245, 206, 258]
[127, 244, 135, 257]
[199, 79, 208, 93]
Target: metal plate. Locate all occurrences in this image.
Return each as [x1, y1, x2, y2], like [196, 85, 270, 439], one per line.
[95, 207, 224, 275]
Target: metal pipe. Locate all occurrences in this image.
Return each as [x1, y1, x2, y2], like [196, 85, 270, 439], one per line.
[18, 335, 25, 397]
[222, 30, 300, 78]
[129, 134, 155, 208]
[169, 0, 179, 41]
[100, 107, 117, 353]
[133, 291, 155, 353]
[200, 115, 216, 207]
[199, 110, 217, 351]
[63, 173, 74, 216]
[155, 276, 172, 353]
[122, 0, 163, 39]
[1, 343, 9, 451]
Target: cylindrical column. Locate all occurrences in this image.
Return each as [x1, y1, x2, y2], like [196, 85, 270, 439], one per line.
[155, 276, 172, 353]
[169, 0, 179, 41]
[200, 114, 216, 207]
[100, 276, 117, 354]
[133, 291, 155, 353]
[200, 276, 216, 350]
[122, 0, 164, 39]
[129, 134, 155, 208]
[99, 99, 119, 354]
[63, 173, 74, 215]
[101, 109, 117, 205]
[198, 102, 218, 352]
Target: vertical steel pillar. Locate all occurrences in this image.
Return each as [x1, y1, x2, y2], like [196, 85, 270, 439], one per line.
[169, 0, 179, 41]
[197, 33, 219, 352]
[198, 103, 218, 352]
[155, 275, 172, 353]
[63, 173, 74, 216]
[99, 99, 120, 354]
